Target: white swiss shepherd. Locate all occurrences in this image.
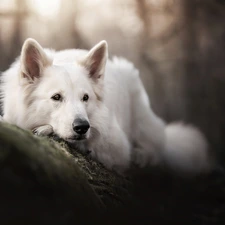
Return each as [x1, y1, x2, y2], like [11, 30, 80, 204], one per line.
[0, 38, 212, 174]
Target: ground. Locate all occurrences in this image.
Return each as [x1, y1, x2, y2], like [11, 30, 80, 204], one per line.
[0, 122, 224, 225]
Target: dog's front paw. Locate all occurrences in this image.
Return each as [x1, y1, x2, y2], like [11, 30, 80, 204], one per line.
[32, 125, 54, 136]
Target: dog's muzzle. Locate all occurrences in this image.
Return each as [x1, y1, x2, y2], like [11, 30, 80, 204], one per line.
[65, 118, 90, 142]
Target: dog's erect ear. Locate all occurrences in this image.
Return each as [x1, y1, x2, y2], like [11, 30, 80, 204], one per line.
[81, 40, 108, 81]
[20, 38, 52, 81]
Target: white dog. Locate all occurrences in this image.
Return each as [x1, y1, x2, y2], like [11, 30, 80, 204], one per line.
[0, 38, 212, 174]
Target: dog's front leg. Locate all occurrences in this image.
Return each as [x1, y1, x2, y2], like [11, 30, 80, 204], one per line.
[91, 119, 131, 174]
[32, 125, 54, 137]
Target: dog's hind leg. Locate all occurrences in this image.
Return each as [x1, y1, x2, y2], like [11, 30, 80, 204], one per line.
[131, 76, 211, 174]
[32, 125, 54, 137]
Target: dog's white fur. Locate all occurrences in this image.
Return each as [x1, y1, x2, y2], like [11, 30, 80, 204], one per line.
[0, 38, 212, 174]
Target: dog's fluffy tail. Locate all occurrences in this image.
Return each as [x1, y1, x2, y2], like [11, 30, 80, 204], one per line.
[163, 123, 212, 175]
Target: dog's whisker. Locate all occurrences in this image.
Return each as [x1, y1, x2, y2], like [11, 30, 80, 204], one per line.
[90, 126, 100, 137]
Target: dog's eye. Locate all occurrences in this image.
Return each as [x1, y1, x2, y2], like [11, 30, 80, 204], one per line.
[82, 94, 89, 102]
[51, 94, 61, 101]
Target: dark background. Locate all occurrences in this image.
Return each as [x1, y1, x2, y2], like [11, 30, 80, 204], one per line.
[0, 0, 224, 159]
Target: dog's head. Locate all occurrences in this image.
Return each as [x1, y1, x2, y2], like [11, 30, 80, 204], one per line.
[20, 38, 108, 142]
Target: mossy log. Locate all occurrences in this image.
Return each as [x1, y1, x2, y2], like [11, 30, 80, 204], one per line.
[0, 122, 225, 225]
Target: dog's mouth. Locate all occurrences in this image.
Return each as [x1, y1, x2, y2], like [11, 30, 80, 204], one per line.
[64, 126, 98, 144]
[66, 135, 87, 143]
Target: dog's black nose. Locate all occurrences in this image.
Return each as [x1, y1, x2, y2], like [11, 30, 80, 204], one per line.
[72, 119, 90, 135]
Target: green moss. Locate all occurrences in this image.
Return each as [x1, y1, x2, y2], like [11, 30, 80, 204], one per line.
[0, 121, 133, 210]
[0, 122, 103, 209]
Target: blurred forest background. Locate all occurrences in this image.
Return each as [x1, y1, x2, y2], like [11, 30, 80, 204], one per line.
[0, 0, 224, 159]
